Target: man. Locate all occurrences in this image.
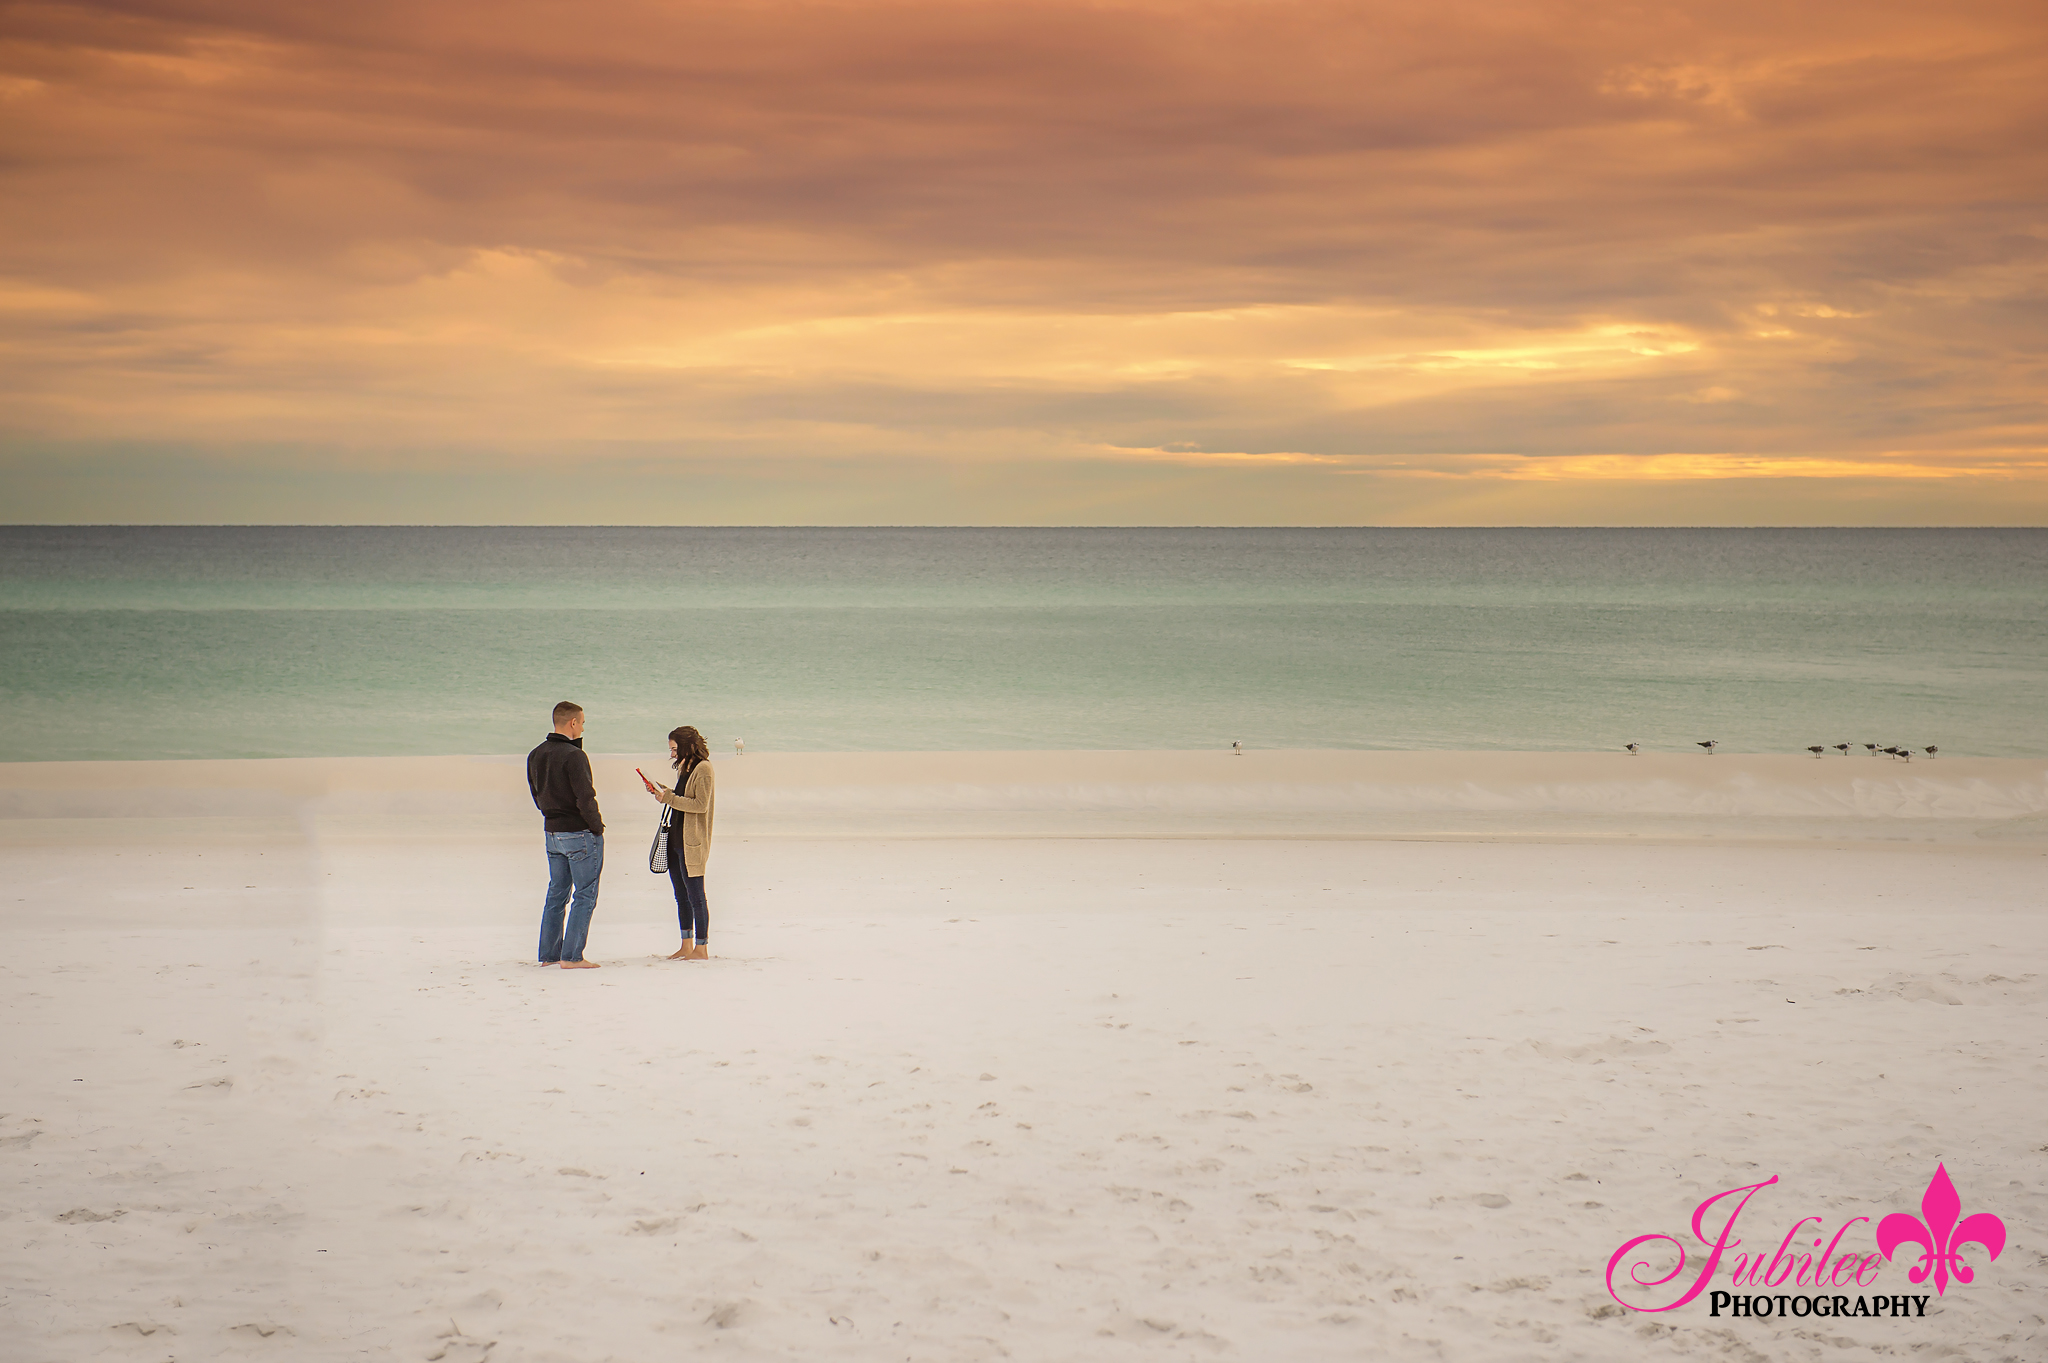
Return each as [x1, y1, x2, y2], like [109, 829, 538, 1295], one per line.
[527, 701, 605, 969]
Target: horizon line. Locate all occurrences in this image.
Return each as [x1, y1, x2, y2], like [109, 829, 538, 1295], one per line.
[4, 523, 2043, 532]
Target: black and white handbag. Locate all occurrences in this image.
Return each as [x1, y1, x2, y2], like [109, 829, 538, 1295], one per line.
[648, 803, 673, 873]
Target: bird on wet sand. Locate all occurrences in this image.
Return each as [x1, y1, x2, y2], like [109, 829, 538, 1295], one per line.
[1898, 748, 1916, 762]
[1697, 740, 1718, 755]
[1806, 746, 1825, 758]
[1863, 744, 1880, 756]
[1832, 744, 1851, 756]
[1925, 745, 1939, 758]
[1624, 743, 1640, 755]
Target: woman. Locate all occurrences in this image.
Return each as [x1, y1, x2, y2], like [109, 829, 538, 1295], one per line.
[642, 725, 716, 960]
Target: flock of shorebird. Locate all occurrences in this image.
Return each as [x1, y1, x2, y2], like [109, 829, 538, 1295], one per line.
[1622, 741, 1938, 761]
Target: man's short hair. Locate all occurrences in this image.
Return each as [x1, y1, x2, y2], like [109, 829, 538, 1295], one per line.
[552, 701, 584, 725]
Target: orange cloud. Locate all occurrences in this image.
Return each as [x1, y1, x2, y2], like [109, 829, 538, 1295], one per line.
[1, 1, 2044, 521]
[1359, 453, 2048, 481]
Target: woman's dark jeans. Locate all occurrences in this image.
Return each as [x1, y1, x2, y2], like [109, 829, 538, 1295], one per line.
[666, 840, 709, 944]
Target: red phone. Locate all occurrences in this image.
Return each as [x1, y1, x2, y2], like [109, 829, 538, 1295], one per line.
[636, 767, 655, 789]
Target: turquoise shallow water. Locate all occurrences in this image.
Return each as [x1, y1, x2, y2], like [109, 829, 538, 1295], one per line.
[1, 526, 2042, 760]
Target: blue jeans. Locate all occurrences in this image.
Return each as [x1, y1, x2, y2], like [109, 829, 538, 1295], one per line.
[666, 839, 708, 944]
[538, 830, 603, 963]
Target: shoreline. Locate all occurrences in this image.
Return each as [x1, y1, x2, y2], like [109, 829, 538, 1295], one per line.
[5, 749, 2043, 846]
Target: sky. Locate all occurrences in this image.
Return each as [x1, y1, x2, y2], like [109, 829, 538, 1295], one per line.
[1, 0, 2044, 525]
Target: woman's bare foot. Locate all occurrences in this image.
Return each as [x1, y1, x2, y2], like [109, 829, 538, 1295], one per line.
[561, 959, 601, 969]
[666, 945, 691, 960]
[689, 943, 709, 960]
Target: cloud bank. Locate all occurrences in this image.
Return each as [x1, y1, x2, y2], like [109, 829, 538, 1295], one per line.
[2, 0, 2044, 522]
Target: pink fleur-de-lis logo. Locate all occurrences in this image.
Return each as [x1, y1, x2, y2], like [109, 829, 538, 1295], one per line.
[1876, 1164, 2007, 1295]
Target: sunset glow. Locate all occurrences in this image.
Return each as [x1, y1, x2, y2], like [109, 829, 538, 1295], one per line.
[2, 0, 2043, 523]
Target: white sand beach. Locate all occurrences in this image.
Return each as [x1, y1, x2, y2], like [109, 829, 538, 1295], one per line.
[3, 751, 2043, 1361]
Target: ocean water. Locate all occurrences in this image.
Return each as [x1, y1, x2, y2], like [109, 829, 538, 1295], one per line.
[1, 526, 2042, 761]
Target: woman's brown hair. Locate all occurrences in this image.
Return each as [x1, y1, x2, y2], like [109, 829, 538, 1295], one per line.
[669, 725, 710, 777]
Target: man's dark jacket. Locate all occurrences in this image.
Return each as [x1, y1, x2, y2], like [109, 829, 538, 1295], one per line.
[527, 732, 605, 835]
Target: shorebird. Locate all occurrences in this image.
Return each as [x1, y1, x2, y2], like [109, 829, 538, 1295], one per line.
[1863, 744, 1880, 756]
[1624, 743, 1640, 755]
[1806, 746, 1826, 758]
[1231, 740, 1243, 756]
[1898, 748, 1915, 763]
[734, 737, 745, 756]
[1882, 746, 1902, 759]
[1696, 740, 1718, 755]
[1925, 745, 1939, 758]
[1832, 744, 1851, 756]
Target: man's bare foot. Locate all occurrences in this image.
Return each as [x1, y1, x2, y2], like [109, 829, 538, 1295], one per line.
[561, 959, 601, 969]
[666, 946, 691, 960]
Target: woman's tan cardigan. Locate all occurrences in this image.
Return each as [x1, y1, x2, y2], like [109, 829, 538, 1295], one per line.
[656, 761, 715, 876]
